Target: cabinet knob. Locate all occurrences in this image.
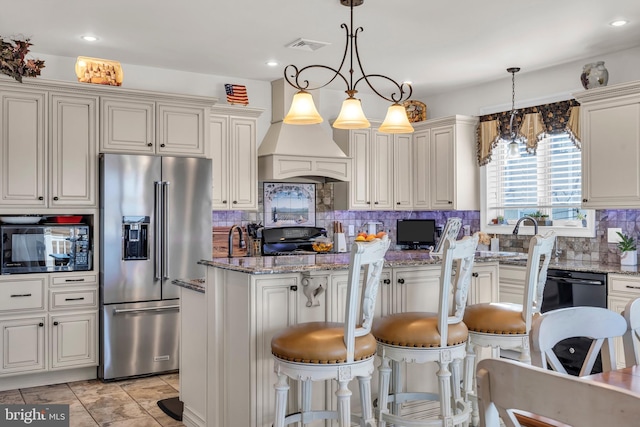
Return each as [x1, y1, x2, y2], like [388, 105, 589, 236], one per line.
[397, 278, 405, 284]
[222, 200, 227, 204]
[582, 198, 588, 203]
[233, 201, 238, 204]
[38, 196, 44, 200]
[374, 201, 379, 204]
[53, 196, 59, 201]
[383, 279, 391, 284]
[53, 321, 59, 326]
[448, 201, 453, 204]
[472, 272, 479, 277]
[147, 143, 153, 147]
[38, 322, 44, 327]
[160, 143, 166, 147]
[396, 202, 401, 205]
[290, 285, 298, 291]
[367, 201, 371, 205]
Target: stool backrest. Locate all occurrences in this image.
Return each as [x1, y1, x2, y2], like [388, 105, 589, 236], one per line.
[343, 235, 391, 362]
[522, 231, 556, 331]
[437, 233, 479, 347]
[623, 297, 640, 366]
[476, 358, 640, 427]
[530, 306, 627, 376]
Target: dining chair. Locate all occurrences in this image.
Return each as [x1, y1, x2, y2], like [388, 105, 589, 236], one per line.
[529, 306, 627, 376]
[476, 358, 640, 427]
[622, 297, 640, 366]
[372, 233, 479, 427]
[270, 235, 390, 427]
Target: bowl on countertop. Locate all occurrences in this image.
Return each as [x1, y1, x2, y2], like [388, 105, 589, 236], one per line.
[312, 237, 334, 253]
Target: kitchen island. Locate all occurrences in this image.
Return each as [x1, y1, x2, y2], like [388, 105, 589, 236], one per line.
[174, 250, 528, 427]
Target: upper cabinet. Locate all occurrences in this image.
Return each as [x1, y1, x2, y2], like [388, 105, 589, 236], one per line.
[210, 105, 264, 211]
[574, 81, 640, 209]
[333, 124, 411, 210]
[412, 115, 479, 210]
[101, 95, 210, 157]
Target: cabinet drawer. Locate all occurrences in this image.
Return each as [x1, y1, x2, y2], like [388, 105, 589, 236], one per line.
[609, 274, 640, 296]
[499, 265, 526, 282]
[51, 273, 97, 287]
[0, 278, 46, 312]
[50, 289, 98, 310]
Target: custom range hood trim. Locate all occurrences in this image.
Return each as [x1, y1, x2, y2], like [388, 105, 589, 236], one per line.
[258, 79, 351, 182]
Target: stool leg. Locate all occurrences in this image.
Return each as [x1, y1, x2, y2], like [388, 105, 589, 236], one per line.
[391, 360, 402, 415]
[301, 379, 312, 422]
[274, 372, 289, 427]
[358, 374, 375, 427]
[336, 379, 352, 427]
[464, 340, 480, 426]
[437, 357, 453, 422]
[377, 356, 391, 427]
[519, 335, 531, 365]
[451, 357, 462, 407]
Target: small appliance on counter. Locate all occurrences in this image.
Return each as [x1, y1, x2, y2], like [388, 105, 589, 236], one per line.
[332, 221, 348, 253]
[261, 226, 327, 255]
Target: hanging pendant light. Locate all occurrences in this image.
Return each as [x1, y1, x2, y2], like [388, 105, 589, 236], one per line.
[283, 90, 324, 124]
[505, 67, 524, 159]
[283, 0, 413, 133]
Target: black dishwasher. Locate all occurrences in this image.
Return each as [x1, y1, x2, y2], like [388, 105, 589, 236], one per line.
[541, 269, 608, 375]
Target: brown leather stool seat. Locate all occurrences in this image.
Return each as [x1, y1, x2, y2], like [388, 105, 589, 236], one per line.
[271, 321, 377, 364]
[463, 303, 527, 335]
[372, 312, 469, 347]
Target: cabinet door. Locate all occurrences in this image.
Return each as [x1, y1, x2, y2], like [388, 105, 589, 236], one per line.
[371, 131, 394, 210]
[50, 312, 97, 369]
[430, 125, 455, 209]
[393, 133, 413, 210]
[350, 129, 371, 209]
[101, 98, 155, 154]
[329, 269, 392, 322]
[499, 265, 526, 304]
[0, 90, 47, 206]
[229, 117, 257, 209]
[210, 115, 230, 209]
[394, 267, 441, 313]
[157, 103, 206, 157]
[469, 264, 499, 305]
[0, 316, 46, 375]
[412, 129, 431, 209]
[581, 99, 640, 208]
[50, 94, 98, 207]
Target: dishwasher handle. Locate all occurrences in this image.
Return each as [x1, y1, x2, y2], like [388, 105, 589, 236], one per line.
[551, 277, 604, 286]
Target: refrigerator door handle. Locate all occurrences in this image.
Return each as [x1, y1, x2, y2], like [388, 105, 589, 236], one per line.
[162, 181, 170, 279]
[154, 181, 163, 280]
[113, 305, 180, 314]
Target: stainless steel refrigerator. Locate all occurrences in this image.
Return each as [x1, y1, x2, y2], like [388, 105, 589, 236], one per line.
[99, 154, 211, 380]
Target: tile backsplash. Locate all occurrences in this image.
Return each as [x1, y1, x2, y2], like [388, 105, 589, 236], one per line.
[211, 183, 637, 265]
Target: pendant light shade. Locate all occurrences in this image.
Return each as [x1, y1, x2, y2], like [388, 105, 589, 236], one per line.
[506, 140, 521, 158]
[332, 98, 371, 129]
[283, 90, 323, 124]
[378, 103, 414, 133]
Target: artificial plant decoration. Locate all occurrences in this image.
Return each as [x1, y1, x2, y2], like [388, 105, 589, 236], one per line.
[616, 231, 637, 252]
[0, 37, 45, 83]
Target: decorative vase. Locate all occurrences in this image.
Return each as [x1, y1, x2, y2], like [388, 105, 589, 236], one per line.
[580, 61, 609, 89]
[620, 250, 638, 266]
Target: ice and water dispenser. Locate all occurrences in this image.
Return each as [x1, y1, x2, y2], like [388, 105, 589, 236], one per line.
[122, 216, 149, 260]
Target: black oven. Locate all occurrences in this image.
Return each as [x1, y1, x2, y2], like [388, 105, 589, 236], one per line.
[1, 224, 91, 274]
[541, 269, 607, 375]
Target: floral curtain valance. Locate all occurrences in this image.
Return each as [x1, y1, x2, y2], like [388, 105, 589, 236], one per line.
[476, 99, 581, 166]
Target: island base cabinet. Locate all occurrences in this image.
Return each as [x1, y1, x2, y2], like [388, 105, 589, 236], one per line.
[607, 274, 640, 369]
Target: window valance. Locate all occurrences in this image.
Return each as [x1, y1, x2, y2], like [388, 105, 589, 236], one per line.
[476, 99, 581, 166]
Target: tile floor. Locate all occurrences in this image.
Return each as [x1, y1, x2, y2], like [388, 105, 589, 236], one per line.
[0, 373, 183, 427]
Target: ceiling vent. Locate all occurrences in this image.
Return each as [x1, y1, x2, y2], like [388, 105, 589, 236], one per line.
[286, 38, 331, 52]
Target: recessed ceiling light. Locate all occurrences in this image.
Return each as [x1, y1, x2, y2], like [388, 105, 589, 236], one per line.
[266, 60, 279, 67]
[610, 20, 629, 27]
[81, 35, 99, 42]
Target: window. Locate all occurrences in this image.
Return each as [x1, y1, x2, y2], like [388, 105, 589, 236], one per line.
[481, 132, 595, 237]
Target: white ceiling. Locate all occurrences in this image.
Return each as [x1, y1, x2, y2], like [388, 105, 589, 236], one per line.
[3, 0, 640, 98]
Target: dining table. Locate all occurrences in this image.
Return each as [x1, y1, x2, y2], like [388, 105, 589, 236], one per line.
[513, 365, 640, 427]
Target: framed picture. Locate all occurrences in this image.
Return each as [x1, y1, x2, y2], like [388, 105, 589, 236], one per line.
[263, 182, 316, 227]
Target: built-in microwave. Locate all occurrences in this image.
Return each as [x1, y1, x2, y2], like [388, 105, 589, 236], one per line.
[1, 224, 91, 274]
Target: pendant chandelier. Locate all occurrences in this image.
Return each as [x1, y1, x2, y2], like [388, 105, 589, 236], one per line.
[505, 67, 526, 158]
[282, 0, 414, 134]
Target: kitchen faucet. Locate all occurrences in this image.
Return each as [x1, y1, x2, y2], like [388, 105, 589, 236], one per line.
[228, 225, 244, 257]
[512, 215, 538, 235]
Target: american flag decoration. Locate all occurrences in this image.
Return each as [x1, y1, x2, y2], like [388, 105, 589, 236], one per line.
[225, 84, 249, 105]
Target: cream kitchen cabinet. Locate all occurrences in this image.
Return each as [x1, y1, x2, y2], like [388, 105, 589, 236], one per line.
[607, 273, 640, 368]
[574, 81, 640, 209]
[210, 105, 263, 210]
[50, 311, 97, 370]
[498, 264, 526, 304]
[0, 315, 47, 376]
[334, 124, 414, 210]
[100, 95, 212, 157]
[412, 115, 479, 210]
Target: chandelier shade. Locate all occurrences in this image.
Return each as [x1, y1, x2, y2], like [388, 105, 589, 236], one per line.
[283, 90, 324, 125]
[283, 0, 413, 133]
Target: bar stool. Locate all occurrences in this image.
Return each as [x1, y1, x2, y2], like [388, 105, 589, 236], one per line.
[372, 234, 479, 427]
[271, 235, 390, 427]
[462, 231, 555, 425]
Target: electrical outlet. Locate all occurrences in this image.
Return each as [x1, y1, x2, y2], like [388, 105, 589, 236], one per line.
[348, 224, 355, 236]
[608, 228, 623, 243]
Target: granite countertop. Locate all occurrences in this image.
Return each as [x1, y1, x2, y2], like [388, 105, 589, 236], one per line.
[500, 258, 640, 275]
[172, 278, 205, 293]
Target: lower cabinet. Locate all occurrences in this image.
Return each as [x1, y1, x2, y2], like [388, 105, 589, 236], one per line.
[50, 312, 97, 369]
[607, 273, 640, 369]
[0, 316, 46, 375]
[498, 264, 527, 304]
